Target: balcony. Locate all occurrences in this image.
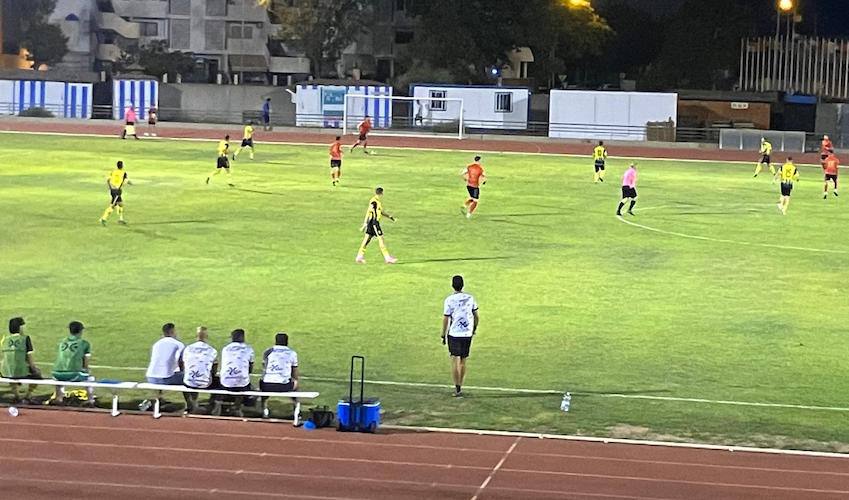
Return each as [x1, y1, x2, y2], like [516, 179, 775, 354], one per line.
[95, 11, 140, 39]
[270, 56, 310, 74]
[96, 43, 123, 62]
[110, 0, 168, 18]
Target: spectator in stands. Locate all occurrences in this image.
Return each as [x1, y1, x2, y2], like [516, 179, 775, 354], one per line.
[180, 326, 218, 414]
[259, 332, 299, 419]
[141, 323, 186, 410]
[51, 321, 95, 406]
[1, 317, 41, 403]
[262, 98, 272, 131]
[214, 328, 254, 417]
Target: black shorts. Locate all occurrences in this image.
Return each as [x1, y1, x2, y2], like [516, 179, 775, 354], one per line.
[259, 380, 295, 393]
[125, 120, 135, 126]
[365, 220, 383, 237]
[780, 182, 794, 196]
[330, 159, 342, 169]
[221, 383, 252, 392]
[217, 156, 230, 169]
[467, 186, 480, 200]
[761, 155, 771, 164]
[621, 186, 637, 199]
[825, 174, 838, 184]
[110, 188, 123, 204]
[148, 119, 156, 126]
[447, 336, 472, 358]
[358, 133, 368, 141]
[594, 159, 605, 172]
[241, 138, 253, 148]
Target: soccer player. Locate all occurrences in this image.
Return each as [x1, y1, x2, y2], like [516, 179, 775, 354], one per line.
[1, 317, 41, 403]
[592, 141, 608, 183]
[351, 115, 372, 153]
[233, 121, 255, 161]
[777, 157, 800, 215]
[821, 135, 834, 164]
[462, 156, 486, 218]
[441, 275, 479, 398]
[753, 138, 774, 178]
[146, 106, 157, 137]
[206, 135, 234, 187]
[329, 136, 343, 186]
[100, 160, 131, 226]
[823, 153, 839, 199]
[121, 105, 139, 140]
[356, 187, 397, 264]
[616, 163, 638, 216]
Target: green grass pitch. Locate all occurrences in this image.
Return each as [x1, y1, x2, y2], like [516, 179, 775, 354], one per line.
[2, 132, 848, 450]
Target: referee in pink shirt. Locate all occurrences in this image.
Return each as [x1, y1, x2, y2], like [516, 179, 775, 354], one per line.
[617, 163, 638, 216]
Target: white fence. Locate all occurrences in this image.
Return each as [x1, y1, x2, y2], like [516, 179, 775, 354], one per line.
[549, 90, 678, 141]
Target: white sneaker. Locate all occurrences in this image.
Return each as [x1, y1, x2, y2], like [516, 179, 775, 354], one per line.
[466, 212, 472, 219]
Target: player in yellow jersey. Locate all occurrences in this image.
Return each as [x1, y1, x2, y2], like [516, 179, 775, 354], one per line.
[233, 121, 255, 161]
[206, 135, 234, 187]
[754, 138, 775, 178]
[777, 157, 799, 215]
[100, 161, 131, 226]
[592, 141, 608, 183]
[356, 187, 397, 264]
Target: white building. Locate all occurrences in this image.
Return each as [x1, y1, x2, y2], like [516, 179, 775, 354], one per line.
[410, 84, 531, 131]
[548, 90, 678, 141]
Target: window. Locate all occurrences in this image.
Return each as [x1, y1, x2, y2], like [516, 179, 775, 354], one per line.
[169, 0, 190, 15]
[394, 30, 413, 44]
[228, 24, 254, 39]
[205, 20, 225, 50]
[495, 92, 512, 113]
[206, 0, 227, 16]
[139, 22, 158, 36]
[170, 19, 191, 49]
[429, 90, 446, 111]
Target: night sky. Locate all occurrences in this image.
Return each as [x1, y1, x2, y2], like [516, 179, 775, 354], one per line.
[596, 0, 849, 36]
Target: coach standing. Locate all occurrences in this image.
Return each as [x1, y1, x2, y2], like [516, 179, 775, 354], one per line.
[262, 98, 272, 131]
[441, 275, 479, 398]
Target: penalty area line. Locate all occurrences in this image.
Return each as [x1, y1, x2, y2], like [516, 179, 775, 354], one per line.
[36, 363, 849, 413]
[616, 214, 849, 254]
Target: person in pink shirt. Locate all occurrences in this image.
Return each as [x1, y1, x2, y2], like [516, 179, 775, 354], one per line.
[617, 163, 638, 216]
[121, 104, 139, 140]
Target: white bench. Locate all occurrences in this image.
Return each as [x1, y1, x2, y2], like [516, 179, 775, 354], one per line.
[0, 377, 136, 417]
[0, 378, 320, 426]
[135, 383, 320, 425]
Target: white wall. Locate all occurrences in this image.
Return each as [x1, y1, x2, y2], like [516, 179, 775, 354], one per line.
[295, 84, 392, 128]
[113, 79, 159, 120]
[0, 79, 92, 118]
[549, 90, 678, 141]
[410, 85, 530, 130]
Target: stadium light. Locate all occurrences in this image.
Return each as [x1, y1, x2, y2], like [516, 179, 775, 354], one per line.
[777, 0, 794, 13]
[568, 0, 591, 8]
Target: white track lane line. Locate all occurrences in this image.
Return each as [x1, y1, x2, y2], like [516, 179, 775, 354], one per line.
[471, 437, 520, 500]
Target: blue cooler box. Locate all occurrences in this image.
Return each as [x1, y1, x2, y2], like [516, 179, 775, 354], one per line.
[337, 400, 381, 433]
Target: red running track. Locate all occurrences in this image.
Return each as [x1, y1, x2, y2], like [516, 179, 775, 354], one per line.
[2, 409, 848, 500]
[0, 117, 827, 164]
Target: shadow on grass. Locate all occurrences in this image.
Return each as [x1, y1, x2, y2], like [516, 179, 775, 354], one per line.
[125, 227, 178, 241]
[130, 219, 216, 226]
[233, 187, 287, 197]
[396, 256, 513, 265]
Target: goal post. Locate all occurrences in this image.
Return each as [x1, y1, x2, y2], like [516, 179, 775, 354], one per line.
[343, 94, 465, 140]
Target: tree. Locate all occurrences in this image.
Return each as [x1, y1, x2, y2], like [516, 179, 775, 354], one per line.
[274, 0, 374, 78]
[118, 40, 195, 80]
[9, 0, 68, 68]
[400, 0, 610, 87]
[596, 0, 665, 81]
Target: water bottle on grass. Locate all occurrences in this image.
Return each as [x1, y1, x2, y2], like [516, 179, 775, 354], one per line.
[560, 392, 572, 412]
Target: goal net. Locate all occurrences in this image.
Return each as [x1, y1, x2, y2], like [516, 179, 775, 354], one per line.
[343, 94, 465, 140]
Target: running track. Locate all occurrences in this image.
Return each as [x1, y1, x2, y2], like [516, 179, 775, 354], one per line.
[2, 409, 848, 499]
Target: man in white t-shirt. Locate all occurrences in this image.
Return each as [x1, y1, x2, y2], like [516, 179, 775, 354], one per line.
[142, 323, 186, 409]
[441, 275, 479, 398]
[180, 326, 218, 414]
[259, 332, 299, 418]
[214, 328, 254, 417]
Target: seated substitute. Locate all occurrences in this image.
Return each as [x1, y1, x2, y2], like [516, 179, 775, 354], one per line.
[180, 326, 218, 414]
[259, 332, 299, 419]
[1, 317, 42, 403]
[214, 329, 254, 417]
[51, 321, 95, 406]
[141, 323, 187, 410]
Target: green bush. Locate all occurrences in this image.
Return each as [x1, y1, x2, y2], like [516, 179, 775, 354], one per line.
[19, 107, 55, 118]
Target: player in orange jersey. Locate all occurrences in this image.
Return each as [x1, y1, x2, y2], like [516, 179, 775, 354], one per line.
[461, 156, 487, 219]
[821, 135, 834, 164]
[351, 115, 372, 154]
[329, 136, 343, 187]
[823, 153, 839, 199]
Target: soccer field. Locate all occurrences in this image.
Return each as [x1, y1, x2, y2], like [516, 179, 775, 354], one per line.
[2, 132, 848, 451]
